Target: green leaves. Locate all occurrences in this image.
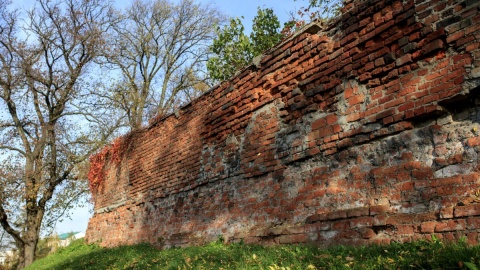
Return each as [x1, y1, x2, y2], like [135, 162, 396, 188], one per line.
[464, 262, 479, 270]
[207, 17, 253, 82]
[250, 8, 282, 56]
[207, 7, 282, 82]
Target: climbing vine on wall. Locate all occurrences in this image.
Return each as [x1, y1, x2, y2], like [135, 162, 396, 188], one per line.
[88, 135, 132, 195]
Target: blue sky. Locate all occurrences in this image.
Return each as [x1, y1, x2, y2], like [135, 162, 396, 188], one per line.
[7, 0, 309, 235]
[204, 0, 306, 31]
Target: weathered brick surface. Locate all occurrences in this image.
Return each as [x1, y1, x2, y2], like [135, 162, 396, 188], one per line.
[86, 0, 480, 248]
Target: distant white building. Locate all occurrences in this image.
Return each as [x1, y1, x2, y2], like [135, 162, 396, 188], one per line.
[46, 231, 85, 251]
[57, 232, 85, 247]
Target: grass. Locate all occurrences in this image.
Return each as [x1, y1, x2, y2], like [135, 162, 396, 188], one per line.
[25, 236, 480, 270]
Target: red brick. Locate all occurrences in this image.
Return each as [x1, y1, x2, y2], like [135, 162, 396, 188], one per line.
[325, 113, 338, 125]
[420, 221, 436, 233]
[467, 137, 480, 147]
[467, 217, 480, 230]
[398, 101, 415, 111]
[421, 39, 445, 55]
[455, 205, 480, 218]
[312, 118, 327, 130]
[396, 225, 415, 235]
[370, 205, 391, 215]
[344, 86, 357, 99]
[466, 42, 479, 52]
[348, 94, 365, 106]
[435, 219, 467, 232]
[447, 30, 466, 44]
[278, 234, 307, 244]
[347, 207, 370, 218]
[396, 53, 412, 66]
[359, 227, 377, 239]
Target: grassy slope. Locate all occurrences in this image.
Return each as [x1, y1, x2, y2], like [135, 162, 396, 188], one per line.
[26, 237, 480, 270]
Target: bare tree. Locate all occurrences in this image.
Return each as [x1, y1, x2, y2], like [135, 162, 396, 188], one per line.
[0, 0, 119, 268]
[99, 0, 224, 130]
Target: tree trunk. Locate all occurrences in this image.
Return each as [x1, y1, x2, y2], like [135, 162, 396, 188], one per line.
[16, 240, 36, 269]
[22, 241, 36, 269]
[16, 231, 38, 269]
[15, 244, 25, 270]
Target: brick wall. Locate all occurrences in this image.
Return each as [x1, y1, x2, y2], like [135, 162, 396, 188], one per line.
[86, 0, 480, 248]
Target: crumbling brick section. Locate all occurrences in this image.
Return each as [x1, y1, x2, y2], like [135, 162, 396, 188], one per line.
[86, 0, 480, 248]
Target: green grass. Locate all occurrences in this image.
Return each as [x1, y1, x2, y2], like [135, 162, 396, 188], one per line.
[25, 236, 480, 270]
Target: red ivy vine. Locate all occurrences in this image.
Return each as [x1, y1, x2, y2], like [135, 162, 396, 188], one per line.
[88, 136, 131, 195]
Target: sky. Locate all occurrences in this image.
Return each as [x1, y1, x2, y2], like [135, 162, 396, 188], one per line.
[204, 0, 306, 31]
[12, 0, 308, 28]
[7, 0, 310, 235]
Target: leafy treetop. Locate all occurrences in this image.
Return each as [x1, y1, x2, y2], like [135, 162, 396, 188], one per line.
[207, 7, 282, 82]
